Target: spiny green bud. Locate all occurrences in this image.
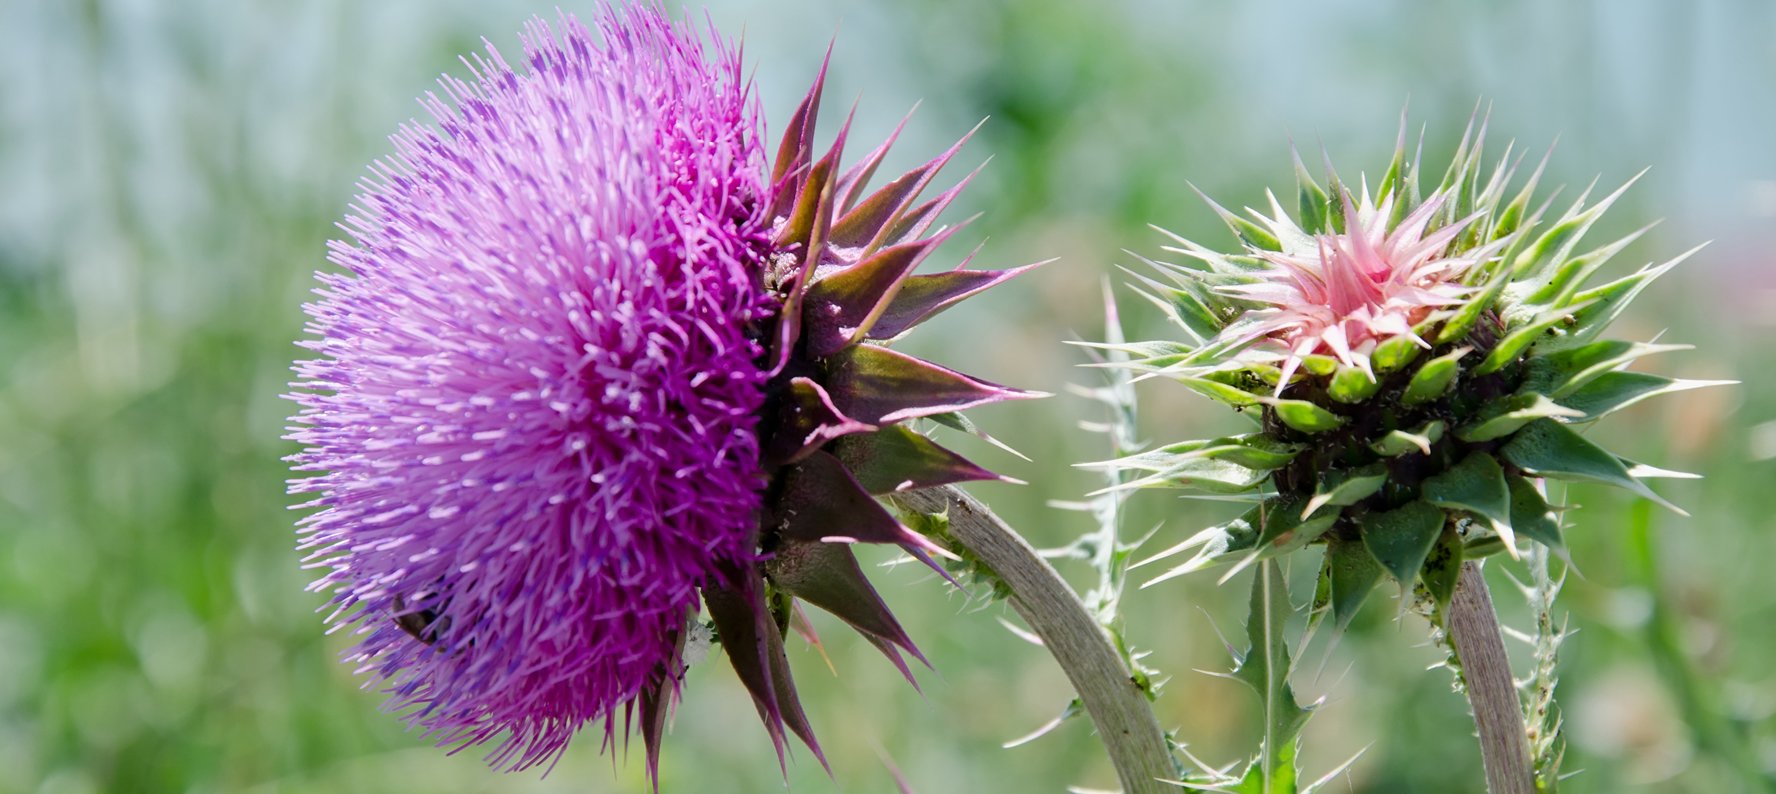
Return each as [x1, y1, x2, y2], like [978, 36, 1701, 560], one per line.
[1109, 115, 1730, 619]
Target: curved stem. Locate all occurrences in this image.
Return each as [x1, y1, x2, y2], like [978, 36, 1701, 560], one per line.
[894, 485, 1175, 794]
[1445, 561, 1535, 794]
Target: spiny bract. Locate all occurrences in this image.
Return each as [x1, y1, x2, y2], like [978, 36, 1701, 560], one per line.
[286, 4, 1033, 780]
[1100, 116, 1725, 624]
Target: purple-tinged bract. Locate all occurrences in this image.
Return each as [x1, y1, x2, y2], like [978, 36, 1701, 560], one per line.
[287, 3, 1036, 782]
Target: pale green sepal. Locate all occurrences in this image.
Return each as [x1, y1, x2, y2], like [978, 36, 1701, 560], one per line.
[1370, 333, 1425, 373]
[1402, 347, 1471, 405]
[1370, 420, 1445, 456]
[1262, 397, 1346, 433]
[1500, 420, 1686, 514]
[1328, 365, 1380, 403]
[1298, 354, 1339, 377]
[1455, 393, 1583, 442]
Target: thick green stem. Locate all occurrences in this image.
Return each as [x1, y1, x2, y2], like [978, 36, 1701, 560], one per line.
[894, 485, 1175, 794]
[1445, 561, 1535, 794]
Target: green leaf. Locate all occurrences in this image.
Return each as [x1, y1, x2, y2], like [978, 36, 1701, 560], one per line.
[1455, 393, 1583, 442]
[1230, 561, 1311, 794]
[1506, 476, 1565, 551]
[1500, 420, 1685, 514]
[1557, 372, 1733, 423]
[1370, 420, 1445, 457]
[1327, 365, 1380, 403]
[1402, 347, 1471, 405]
[1303, 463, 1388, 518]
[1361, 500, 1447, 586]
[1421, 452, 1515, 550]
[1263, 397, 1346, 433]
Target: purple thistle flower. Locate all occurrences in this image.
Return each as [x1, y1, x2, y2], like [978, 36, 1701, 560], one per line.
[286, 3, 1036, 781]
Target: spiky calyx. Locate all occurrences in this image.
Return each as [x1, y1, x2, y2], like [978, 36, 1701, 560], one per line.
[1109, 116, 1726, 623]
[638, 49, 1041, 780]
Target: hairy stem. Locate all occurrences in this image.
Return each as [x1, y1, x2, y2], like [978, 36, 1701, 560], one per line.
[895, 485, 1174, 794]
[1445, 561, 1534, 794]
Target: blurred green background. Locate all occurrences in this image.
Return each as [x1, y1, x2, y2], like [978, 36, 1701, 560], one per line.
[3, 1, 1772, 792]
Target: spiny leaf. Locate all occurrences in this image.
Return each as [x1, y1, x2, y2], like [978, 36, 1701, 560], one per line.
[1499, 420, 1685, 514]
[831, 425, 1002, 495]
[1370, 419, 1445, 456]
[1230, 561, 1310, 794]
[1531, 247, 1698, 355]
[1361, 500, 1447, 587]
[803, 228, 959, 356]
[1303, 463, 1387, 518]
[868, 261, 1043, 340]
[1421, 452, 1516, 552]
[765, 539, 925, 679]
[826, 344, 1040, 425]
[1140, 500, 1335, 585]
[1083, 434, 1303, 475]
[1528, 340, 1690, 399]
[1109, 455, 1272, 496]
[1556, 372, 1734, 423]
[1419, 527, 1465, 611]
[1455, 392, 1583, 443]
[1475, 300, 1597, 375]
[1325, 537, 1384, 634]
[1505, 476, 1565, 551]
[1177, 375, 1265, 407]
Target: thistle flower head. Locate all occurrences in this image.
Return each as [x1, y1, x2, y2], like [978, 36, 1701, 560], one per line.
[1224, 187, 1494, 387]
[1108, 114, 1726, 626]
[287, 4, 1032, 780]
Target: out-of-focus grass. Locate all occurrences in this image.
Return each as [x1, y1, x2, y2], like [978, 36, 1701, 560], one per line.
[2, 1, 1772, 792]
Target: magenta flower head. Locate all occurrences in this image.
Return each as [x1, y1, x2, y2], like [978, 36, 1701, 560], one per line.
[286, 3, 1034, 780]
